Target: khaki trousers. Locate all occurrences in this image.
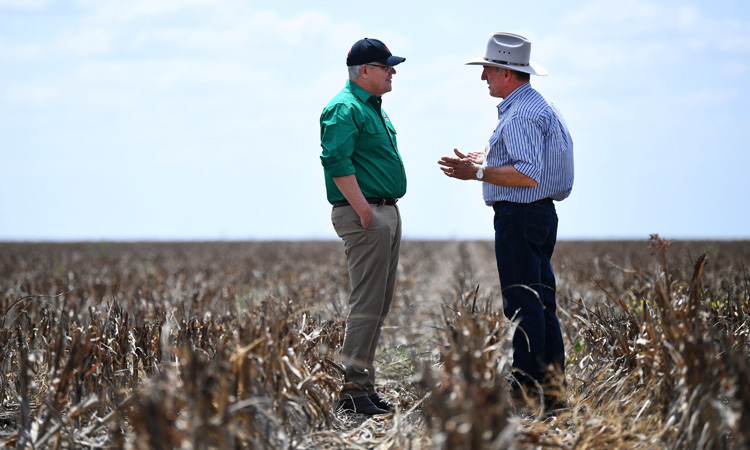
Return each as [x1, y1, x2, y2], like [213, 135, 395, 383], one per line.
[331, 204, 401, 400]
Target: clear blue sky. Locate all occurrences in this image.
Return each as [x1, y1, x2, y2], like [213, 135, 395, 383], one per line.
[1, 0, 748, 241]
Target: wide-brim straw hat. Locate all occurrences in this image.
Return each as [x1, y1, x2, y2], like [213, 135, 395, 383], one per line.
[465, 32, 548, 76]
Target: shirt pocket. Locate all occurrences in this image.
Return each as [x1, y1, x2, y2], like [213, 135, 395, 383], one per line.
[361, 121, 387, 136]
[486, 132, 500, 165]
[357, 121, 388, 148]
[488, 132, 500, 149]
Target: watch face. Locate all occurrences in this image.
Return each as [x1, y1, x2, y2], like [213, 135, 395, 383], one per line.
[477, 168, 484, 180]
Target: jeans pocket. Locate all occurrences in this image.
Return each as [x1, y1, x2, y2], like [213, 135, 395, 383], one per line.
[523, 207, 556, 248]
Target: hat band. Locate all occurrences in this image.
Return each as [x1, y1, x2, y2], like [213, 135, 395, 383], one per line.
[484, 57, 529, 67]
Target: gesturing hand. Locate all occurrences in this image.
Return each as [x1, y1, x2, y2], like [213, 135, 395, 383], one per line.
[438, 149, 479, 180]
[466, 151, 485, 165]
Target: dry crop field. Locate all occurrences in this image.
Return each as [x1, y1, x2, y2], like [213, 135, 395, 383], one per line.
[1, 237, 749, 449]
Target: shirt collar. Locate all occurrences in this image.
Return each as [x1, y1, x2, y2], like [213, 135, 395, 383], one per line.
[497, 81, 531, 115]
[347, 79, 378, 104]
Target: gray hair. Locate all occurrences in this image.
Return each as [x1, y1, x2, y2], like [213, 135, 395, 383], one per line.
[348, 64, 363, 81]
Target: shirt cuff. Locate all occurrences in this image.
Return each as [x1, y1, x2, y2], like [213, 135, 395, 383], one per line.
[513, 161, 541, 182]
[323, 159, 356, 178]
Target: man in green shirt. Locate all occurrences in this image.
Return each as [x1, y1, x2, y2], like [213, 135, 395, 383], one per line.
[320, 38, 406, 416]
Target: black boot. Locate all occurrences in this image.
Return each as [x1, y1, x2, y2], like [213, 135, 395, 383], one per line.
[336, 396, 390, 416]
[368, 393, 395, 412]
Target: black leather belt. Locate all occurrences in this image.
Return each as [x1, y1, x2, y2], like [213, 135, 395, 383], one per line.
[332, 198, 398, 208]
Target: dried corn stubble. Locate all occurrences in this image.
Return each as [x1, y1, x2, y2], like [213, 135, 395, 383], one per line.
[0, 239, 749, 449]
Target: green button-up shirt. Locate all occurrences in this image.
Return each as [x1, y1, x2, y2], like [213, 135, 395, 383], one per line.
[320, 80, 407, 204]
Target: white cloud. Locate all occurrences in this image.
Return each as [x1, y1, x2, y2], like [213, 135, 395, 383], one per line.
[75, 59, 271, 86]
[676, 6, 701, 28]
[75, 0, 344, 50]
[131, 27, 252, 52]
[5, 82, 73, 106]
[56, 29, 116, 55]
[724, 61, 750, 77]
[0, 38, 42, 61]
[124, 9, 343, 55]
[269, 11, 333, 46]
[78, 0, 219, 22]
[0, 0, 49, 10]
[540, 1, 750, 78]
[720, 31, 750, 52]
[563, 0, 661, 34]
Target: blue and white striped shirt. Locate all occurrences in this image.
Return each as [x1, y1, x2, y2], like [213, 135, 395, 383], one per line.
[483, 82, 574, 205]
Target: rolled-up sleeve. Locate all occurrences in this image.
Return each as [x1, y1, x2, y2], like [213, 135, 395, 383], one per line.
[320, 104, 358, 178]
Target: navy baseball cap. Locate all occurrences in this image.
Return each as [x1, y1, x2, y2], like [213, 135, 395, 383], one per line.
[346, 38, 406, 67]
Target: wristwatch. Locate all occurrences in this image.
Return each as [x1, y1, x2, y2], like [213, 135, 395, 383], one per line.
[476, 167, 484, 181]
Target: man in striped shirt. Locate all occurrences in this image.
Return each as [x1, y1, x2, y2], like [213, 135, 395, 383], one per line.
[438, 32, 574, 416]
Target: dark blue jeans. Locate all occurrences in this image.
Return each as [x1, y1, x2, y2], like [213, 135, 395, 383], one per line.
[493, 199, 565, 386]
